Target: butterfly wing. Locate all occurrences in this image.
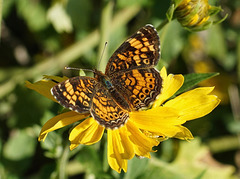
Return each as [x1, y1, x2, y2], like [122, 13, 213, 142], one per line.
[51, 76, 97, 113]
[111, 68, 162, 110]
[51, 76, 129, 129]
[105, 24, 160, 77]
[90, 85, 129, 129]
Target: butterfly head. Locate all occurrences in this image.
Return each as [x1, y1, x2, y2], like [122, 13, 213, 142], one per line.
[93, 69, 113, 89]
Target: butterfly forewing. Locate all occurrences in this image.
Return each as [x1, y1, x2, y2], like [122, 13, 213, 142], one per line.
[105, 24, 160, 77]
[51, 76, 97, 113]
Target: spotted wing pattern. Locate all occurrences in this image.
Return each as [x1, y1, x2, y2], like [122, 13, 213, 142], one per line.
[105, 24, 160, 76]
[107, 24, 162, 110]
[91, 85, 129, 129]
[51, 76, 97, 113]
[111, 68, 161, 110]
[51, 24, 161, 129]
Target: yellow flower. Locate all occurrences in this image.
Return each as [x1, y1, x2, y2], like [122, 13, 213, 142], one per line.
[173, 0, 225, 31]
[25, 67, 220, 173]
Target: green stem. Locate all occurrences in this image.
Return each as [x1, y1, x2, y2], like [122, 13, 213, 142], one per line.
[97, 0, 114, 71]
[58, 144, 70, 179]
[207, 135, 240, 153]
[156, 18, 169, 32]
[237, 36, 240, 85]
[0, 0, 2, 40]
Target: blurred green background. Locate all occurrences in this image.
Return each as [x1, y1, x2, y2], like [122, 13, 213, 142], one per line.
[0, 0, 240, 178]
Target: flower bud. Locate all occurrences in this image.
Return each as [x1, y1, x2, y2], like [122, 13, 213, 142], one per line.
[174, 0, 225, 31]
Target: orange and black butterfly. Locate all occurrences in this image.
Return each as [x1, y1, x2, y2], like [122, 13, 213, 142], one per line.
[51, 24, 162, 129]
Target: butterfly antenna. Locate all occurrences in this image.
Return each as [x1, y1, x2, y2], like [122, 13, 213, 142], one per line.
[97, 41, 108, 70]
[64, 67, 94, 73]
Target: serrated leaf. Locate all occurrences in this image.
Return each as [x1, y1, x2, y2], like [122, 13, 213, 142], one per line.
[176, 72, 219, 96]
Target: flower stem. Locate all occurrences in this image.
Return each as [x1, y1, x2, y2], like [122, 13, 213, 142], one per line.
[0, 0, 2, 40]
[97, 0, 114, 71]
[208, 135, 240, 153]
[156, 18, 169, 32]
[58, 144, 70, 179]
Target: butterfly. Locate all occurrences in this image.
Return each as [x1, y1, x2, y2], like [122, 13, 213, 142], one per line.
[51, 24, 162, 129]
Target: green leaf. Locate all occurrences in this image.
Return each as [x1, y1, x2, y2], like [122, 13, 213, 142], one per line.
[76, 146, 103, 175]
[3, 129, 36, 160]
[159, 20, 184, 67]
[47, 3, 73, 33]
[176, 72, 219, 95]
[227, 120, 240, 134]
[194, 169, 207, 179]
[124, 157, 149, 179]
[166, 4, 175, 22]
[79, 69, 86, 76]
[16, 0, 48, 31]
[139, 139, 236, 179]
[117, 0, 149, 8]
[171, 139, 236, 179]
[206, 25, 228, 69]
[2, 0, 15, 17]
[172, 0, 183, 7]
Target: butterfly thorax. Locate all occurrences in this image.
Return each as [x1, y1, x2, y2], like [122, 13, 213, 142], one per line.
[93, 69, 131, 111]
[93, 70, 112, 89]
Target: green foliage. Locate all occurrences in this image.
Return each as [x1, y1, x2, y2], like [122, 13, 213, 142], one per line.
[0, 0, 239, 178]
[176, 72, 219, 95]
[138, 139, 236, 179]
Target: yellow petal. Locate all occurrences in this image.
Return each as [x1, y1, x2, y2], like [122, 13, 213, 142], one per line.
[173, 125, 194, 140]
[107, 126, 133, 173]
[130, 107, 185, 132]
[69, 117, 104, 148]
[153, 67, 184, 107]
[44, 75, 68, 83]
[25, 75, 68, 102]
[38, 111, 89, 141]
[126, 120, 159, 158]
[153, 125, 194, 140]
[164, 87, 221, 121]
